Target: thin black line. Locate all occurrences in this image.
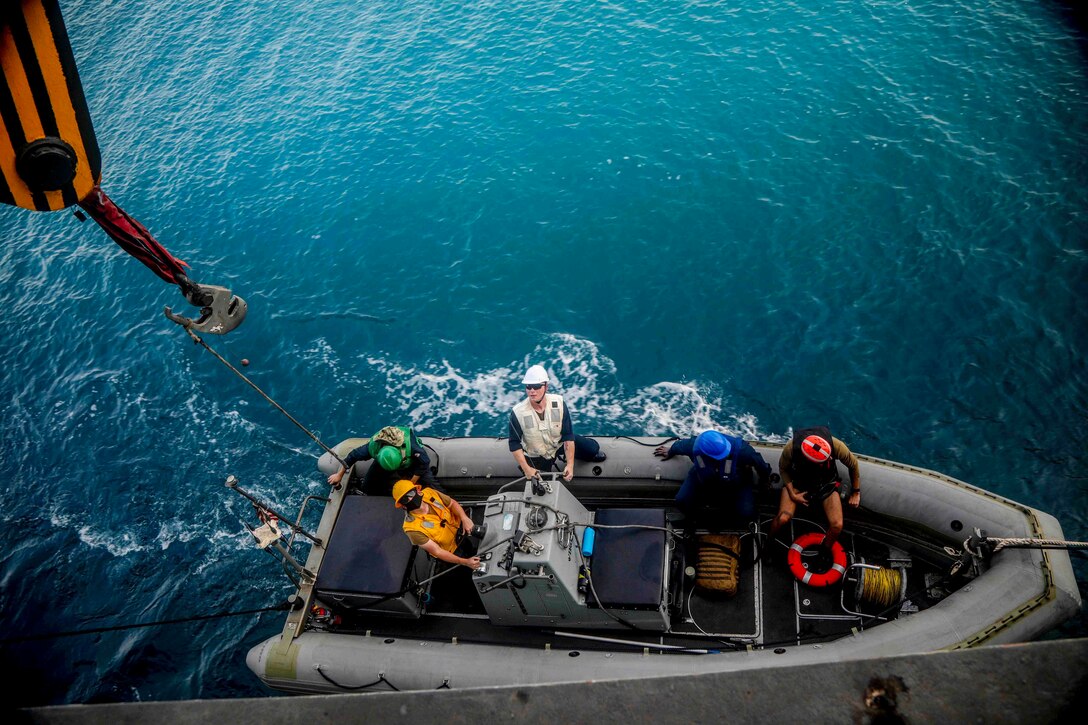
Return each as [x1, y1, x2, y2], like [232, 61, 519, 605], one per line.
[32, 185, 48, 211]
[0, 95, 19, 207]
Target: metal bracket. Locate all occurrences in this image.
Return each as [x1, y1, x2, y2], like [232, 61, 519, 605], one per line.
[165, 282, 247, 334]
[514, 531, 544, 556]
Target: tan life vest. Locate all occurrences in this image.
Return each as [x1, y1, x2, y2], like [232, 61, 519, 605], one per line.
[402, 488, 459, 553]
[512, 393, 566, 459]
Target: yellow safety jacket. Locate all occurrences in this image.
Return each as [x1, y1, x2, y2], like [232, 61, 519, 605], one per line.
[402, 488, 459, 553]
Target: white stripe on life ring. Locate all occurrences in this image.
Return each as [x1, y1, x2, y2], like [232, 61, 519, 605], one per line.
[832, 563, 846, 574]
[801, 571, 813, 585]
[790, 543, 804, 553]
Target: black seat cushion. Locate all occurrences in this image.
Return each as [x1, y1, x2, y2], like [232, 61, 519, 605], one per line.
[589, 508, 666, 608]
[316, 495, 414, 596]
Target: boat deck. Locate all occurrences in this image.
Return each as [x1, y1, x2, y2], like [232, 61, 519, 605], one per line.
[317, 495, 945, 654]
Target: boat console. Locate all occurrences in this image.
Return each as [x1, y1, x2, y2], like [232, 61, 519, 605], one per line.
[473, 476, 672, 631]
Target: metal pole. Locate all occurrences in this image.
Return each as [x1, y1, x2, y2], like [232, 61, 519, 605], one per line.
[169, 321, 348, 478]
[272, 540, 316, 583]
[226, 475, 323, 546]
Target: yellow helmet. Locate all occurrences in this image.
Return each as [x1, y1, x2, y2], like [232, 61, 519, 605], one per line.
[392, 479, 416, 503]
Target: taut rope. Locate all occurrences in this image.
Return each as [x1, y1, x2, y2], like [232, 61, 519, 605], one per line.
[170, 321, 347, 471]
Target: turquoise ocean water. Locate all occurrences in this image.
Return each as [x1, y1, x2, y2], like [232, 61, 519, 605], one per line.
[1, 0, 1085, 705]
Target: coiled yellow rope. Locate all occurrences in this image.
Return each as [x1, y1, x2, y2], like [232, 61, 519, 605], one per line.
[858, 567, 902, 608]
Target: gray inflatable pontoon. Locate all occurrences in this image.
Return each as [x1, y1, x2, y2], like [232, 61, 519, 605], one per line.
[245, 436, 1081, 695]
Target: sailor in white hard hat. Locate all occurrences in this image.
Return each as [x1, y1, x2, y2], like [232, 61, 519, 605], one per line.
[508, 364, 605, 481]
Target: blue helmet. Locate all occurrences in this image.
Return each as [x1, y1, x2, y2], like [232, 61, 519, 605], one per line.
[694, 430, 731, 460]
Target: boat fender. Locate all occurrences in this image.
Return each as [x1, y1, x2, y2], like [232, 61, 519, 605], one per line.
[787, 533, 847, 587]
[581, 527, 596, 557]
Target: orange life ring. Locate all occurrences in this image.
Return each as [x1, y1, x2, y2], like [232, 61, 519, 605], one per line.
[787, 532, 847, 587]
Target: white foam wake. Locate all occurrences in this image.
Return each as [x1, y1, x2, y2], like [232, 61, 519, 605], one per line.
[367, 333, 786, 442]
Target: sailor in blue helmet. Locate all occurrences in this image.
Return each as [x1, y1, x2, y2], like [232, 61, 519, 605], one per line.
[654, 430, 772, 525]
[326, 425, 438, 496]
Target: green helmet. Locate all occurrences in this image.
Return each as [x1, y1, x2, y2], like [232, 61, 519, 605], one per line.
[377, 445, 404, 471]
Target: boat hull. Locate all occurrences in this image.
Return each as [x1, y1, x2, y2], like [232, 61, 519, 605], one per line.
[247, 436, 1081, 694]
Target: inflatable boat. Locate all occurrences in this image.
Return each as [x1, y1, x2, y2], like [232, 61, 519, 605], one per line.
[245, 436, 1081, 695]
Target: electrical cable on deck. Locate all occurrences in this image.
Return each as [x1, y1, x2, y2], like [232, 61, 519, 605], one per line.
[347, 526, 551, 613]
[462, 494, 685, 540]
[315, 666, 399, 691]
[616, 436, 680, 447]
[572, 527, 639, 632]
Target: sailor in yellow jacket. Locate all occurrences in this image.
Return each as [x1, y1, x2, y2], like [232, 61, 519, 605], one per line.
[392, 480, 485, 569]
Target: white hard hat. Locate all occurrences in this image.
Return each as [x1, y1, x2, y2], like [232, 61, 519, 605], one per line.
[522, 364, 549, 385]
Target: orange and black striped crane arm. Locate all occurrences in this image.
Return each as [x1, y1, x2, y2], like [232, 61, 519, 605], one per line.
[1, 0, 99, 210]
[2, 0, 245, 334]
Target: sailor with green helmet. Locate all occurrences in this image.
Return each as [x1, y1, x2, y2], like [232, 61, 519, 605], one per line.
[327, 425, 437, 496]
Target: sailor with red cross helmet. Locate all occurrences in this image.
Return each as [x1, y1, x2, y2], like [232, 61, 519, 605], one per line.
[768, 426, 861, 551]
[654, 430, 771, 524]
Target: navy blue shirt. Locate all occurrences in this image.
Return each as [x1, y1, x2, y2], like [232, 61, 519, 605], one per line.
[668, 434, 771, 485]
[344, 437, 431, 478]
